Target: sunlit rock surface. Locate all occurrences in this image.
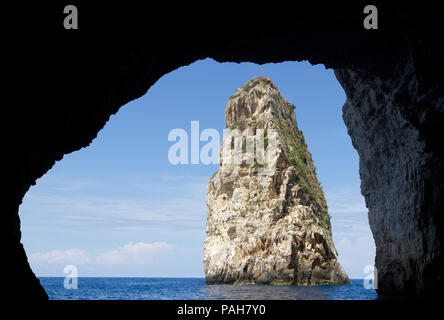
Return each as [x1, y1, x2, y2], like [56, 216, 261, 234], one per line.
[203, 77, 349, 285]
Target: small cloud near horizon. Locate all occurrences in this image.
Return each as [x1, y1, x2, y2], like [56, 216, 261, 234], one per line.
[96, 241, 175, 266]
[29, 248, 91, 266]
[28, 241, 176, 277]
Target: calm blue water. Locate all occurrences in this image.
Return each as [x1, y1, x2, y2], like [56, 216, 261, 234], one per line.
[39, 278, 378, 300]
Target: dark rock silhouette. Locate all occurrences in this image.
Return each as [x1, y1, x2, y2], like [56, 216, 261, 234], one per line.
[6, 3, 444, 299]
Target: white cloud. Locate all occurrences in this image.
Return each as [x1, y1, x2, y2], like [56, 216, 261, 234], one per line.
[28, 242, 177, 276]
[29, 248, 91, 265]
[96, 242, 175, 266]
[323, 186, 376, 278]
[335, 235, 376, 278]
[20, 174, 209, 233]
[23, 176, 375, 278]
[325, 187, 367, 215]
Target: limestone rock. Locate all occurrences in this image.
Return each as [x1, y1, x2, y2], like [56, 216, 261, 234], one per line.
[203, 77, 349, 285]
[336, 64, 444, 297]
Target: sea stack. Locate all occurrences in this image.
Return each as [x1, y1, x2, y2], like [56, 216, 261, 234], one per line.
[203, 76, 349, 285]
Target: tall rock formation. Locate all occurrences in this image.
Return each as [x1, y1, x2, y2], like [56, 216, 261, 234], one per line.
[203, 77, 349, 285]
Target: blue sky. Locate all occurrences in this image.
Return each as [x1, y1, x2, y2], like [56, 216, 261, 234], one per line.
[20, 58, 375, 278]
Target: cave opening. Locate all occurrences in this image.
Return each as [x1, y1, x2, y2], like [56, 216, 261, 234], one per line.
[18, 58, 376, 298]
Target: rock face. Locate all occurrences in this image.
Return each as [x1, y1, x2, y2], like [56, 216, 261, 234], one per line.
[203, 77, 349, 285]
[336, 63, 444, 297]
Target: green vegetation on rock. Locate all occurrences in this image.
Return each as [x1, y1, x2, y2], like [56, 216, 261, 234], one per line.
[273, 113, 330, 231]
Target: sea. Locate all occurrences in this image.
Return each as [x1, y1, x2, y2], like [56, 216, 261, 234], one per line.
[39, 278, 378, 300]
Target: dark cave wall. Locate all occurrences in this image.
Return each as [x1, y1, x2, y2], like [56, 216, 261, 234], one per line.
[7, 3, 444, 299]
[336, 62, 444, 296]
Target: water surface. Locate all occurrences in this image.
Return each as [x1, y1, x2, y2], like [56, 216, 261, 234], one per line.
[40, 278, 378, 300]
